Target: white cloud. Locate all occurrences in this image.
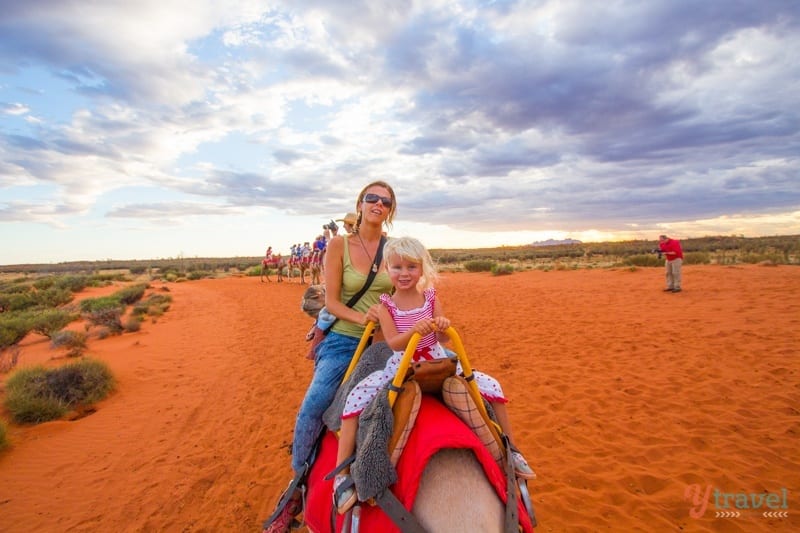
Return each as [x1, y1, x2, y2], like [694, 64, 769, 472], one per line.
[1, 0, 799, 263]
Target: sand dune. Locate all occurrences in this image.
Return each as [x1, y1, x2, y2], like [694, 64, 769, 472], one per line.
[1, 264, 798, 532]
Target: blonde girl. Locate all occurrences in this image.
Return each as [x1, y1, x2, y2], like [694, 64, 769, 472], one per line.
[332, 237, 534, 514]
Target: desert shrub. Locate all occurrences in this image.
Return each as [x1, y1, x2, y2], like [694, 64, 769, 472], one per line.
[50, 331, 88, 357]
[87, 308, 123, 333]
[187, 270, 211, 280]
[739, 252, 786, 265]
[623, 254, 663, 267]
[29, 308, 78, 337]
[34, 287, 74, 308]
[131, 293, 172, 319]
[31, 277, 56, 290]
[115, 283, 148, 305]
[463, 260, 496, 272]
[4, 359, 115, 424]
[123, 317, 142, 332]
[0, 420, 7, 450]
[0, 291, 37, 312]
[684, 251, 710, 264]
[80, 295, 122, 314]
[491, 263, 515, 276]
[128, 265, 148, 275]
[0, 279, 32, 293]
[0, 313, 33, 350]
[247, 266, 262, 277]
[32, 274, 89, 293]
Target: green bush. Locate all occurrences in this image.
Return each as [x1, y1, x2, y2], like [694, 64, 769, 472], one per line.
[684, 252, 710, 264]
[80, 295, 124, 314]
[131, 293, 172, 318]
[34, 275, 91, 293]
[4, 359, 115, 424]
[115, 283, 148, 305]
[29, 308, 78, 337]
[50, 330, 88, 357]
[86, 307, 123, 333]
[0, 420, 7, 450]
[187, 270, 211, 280]
[463, 260, 496, 272]
[0, 313, 33, 350]
[739, 252, 786, 264]
[623, 254, 663, 267]
[34, 287, 74, 308]
[0, 291, 37, 312]
[491, 263, 515, 276]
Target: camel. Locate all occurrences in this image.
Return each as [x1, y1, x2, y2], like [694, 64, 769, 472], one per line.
[284, 396, 535, 533]
[263, 326, 536, 533]
[261, 255, 287, 283]
[286, 258, 313, 284]
[309, 261, 323, 286]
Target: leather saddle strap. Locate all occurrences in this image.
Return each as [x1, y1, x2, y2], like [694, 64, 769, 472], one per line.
[374, 489, 428, 533]
[502, 434, 520, 533]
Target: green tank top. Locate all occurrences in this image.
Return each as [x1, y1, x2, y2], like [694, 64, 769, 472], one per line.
[331, 236, 393, 338]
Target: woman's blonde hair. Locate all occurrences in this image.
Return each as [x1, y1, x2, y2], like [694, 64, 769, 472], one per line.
[383, 236, 439, 291]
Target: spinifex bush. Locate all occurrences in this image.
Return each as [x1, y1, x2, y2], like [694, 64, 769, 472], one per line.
[463, 259, 496, 272]
[114, 283, 147, 305]
[624, 254, 664, 267]
[491, 263, 515, 276]
[50, 330, 88, 357]
[131, 293, 172, 319]
[0, 313, 32, 350]
[29, 308, 78, 338]
[4, 358, 115, 424]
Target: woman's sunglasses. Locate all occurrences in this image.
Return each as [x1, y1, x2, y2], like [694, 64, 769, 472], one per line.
[362, 193, 393, 208]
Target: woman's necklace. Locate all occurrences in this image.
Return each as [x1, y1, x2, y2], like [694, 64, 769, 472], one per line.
[356, 232, 379, 273]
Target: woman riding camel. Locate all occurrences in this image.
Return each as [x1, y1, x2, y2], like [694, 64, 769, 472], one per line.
[265, 181, 396, 533]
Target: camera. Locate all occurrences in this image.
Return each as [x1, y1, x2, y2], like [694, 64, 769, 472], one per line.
[650, 249, 663, 259]
[323, 220, 338, 232]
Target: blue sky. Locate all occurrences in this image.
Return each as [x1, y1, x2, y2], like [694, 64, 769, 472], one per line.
[1, 0, 799, 264]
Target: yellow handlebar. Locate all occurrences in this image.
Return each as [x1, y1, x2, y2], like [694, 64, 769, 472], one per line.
[342, 322, 504, 456]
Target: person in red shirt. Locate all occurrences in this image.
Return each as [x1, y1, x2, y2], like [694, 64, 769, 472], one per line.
[658, 234, 684, 292]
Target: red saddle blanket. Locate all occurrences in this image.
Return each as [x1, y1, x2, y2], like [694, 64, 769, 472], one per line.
[304, 396, 534, 532]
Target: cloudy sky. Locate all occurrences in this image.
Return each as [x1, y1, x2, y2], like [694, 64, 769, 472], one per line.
[1, 0, 799, 264]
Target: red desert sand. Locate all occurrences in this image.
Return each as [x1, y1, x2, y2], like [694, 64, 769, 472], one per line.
[1, 264, 798, 532]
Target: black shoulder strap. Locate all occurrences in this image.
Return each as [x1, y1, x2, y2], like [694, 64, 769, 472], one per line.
[344, 235, 386, 308]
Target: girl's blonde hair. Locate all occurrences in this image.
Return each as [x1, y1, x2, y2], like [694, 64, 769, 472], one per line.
[383, 236, 439, 291]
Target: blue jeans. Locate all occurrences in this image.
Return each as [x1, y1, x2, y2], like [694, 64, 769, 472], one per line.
[291, 331, 359, 473]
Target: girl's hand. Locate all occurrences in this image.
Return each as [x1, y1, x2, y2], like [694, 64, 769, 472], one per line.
[432, 316, 450, 331]
[412, 319, 435, 335]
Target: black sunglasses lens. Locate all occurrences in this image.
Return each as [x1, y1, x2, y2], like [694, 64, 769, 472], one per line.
[364, 193, 392, 207]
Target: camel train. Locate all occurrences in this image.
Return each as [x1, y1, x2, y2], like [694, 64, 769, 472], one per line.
[261, 240, 325, 285]
[262, 316, 537, 533]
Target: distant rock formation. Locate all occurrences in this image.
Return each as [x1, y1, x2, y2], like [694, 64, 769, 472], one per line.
[530, 238, 582, 247]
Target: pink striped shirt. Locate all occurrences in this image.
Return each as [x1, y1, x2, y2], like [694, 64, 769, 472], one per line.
[379, 288, 439, 361]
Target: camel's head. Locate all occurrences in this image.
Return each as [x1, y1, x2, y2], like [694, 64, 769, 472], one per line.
[301, 284, 326, 318]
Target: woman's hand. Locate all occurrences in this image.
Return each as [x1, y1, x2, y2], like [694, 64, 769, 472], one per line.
[363, 303, 382, 325]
